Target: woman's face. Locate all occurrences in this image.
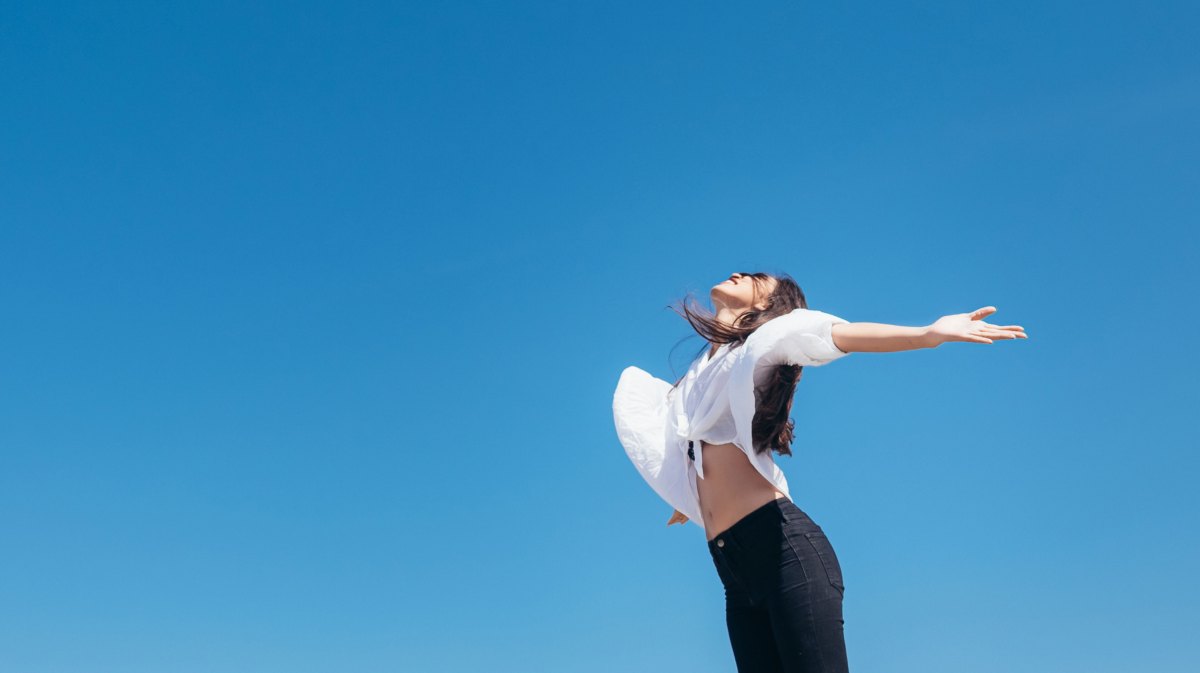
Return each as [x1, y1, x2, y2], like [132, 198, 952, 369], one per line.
[711, 272, 777, 312]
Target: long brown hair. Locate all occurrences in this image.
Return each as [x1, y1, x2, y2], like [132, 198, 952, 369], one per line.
[667, 271, 810, 457]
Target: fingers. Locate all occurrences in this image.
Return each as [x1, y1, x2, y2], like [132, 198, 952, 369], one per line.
[976, 321, 1028, 339]
[977, 328, 1024, 339]
[966, 328, 1029, 343]
[952, 309, 1030, 344]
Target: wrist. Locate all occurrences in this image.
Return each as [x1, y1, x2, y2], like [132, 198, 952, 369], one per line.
[920, 325, 943, 348]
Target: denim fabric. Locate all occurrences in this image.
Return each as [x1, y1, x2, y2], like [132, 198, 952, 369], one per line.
[706, 496, 848, 673]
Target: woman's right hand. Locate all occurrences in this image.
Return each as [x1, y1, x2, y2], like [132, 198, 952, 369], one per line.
[927, 306, 1027, 346]
[667, 509, 689, 526]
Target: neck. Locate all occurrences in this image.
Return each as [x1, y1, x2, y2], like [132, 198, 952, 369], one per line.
[715, 306, 745, 329]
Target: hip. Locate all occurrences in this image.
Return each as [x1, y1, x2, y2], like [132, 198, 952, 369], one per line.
[706, 496, 846, 602]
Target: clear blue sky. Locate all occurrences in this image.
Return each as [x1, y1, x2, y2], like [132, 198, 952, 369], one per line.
[2, 2, 1197, 672]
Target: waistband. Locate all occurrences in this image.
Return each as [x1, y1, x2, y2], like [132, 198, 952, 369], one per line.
[706, 495, 791, 552]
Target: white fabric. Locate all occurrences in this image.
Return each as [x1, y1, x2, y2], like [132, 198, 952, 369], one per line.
[612, 307, 851, 534]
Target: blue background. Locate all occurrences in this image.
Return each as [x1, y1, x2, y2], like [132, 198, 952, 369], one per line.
[3, 2, 1197, 671]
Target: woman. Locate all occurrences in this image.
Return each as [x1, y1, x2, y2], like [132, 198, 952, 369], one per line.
[612, 271, 1027, 673]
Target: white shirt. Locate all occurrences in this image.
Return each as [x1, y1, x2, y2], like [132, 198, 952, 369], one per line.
[612, 308, 851, 535]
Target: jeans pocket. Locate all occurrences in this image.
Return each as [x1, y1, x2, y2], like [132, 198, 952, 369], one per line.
[802, 530, 845, 595]
[778, 523, 811, 584]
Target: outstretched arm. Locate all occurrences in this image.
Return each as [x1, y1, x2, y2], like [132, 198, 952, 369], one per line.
[831, 306, 1028, 353]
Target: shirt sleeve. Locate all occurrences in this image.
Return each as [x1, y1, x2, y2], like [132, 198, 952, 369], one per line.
[612, 366, 689, 511]
[747, 307, 851, 371]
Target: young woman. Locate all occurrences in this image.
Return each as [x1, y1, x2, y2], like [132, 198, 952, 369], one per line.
[612, 271, 1028, 673]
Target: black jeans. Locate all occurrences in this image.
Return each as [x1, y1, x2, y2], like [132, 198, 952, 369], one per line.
[706, 496, 849, 673]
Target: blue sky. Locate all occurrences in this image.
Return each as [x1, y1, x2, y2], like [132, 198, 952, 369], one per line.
[2, 2, 1197, 671]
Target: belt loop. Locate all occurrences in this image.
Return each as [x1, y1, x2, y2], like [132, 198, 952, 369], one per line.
[775, 496, 793, 525]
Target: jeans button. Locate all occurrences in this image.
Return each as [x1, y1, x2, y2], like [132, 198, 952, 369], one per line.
[716, 538, 724, 547]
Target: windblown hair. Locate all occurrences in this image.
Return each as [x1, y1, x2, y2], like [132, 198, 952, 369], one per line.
[668, 271, 810, 457]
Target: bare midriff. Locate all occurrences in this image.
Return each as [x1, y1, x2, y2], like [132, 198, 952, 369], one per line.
[697, 440, 787, 542]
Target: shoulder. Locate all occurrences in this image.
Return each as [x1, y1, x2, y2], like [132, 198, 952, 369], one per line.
[746, 308, 823, 343]
[740, 308, 849, 364]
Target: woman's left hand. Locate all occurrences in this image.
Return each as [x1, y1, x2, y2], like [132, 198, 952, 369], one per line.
[927, 306, 1028, 346]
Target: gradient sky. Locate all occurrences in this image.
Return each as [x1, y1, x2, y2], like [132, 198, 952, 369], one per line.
[2, 2, 1198, 672]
